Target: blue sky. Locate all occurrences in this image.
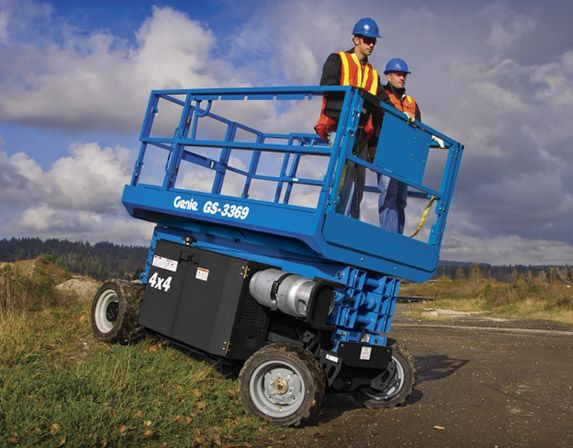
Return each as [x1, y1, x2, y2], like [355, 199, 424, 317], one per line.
[1, 0, 572, 264]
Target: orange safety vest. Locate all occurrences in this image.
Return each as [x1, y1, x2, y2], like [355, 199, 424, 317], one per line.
[384, 87, 417, 117]
[315, 52, 380, 142]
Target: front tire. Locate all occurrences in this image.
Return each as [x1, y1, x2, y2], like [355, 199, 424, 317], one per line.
[352, 342, 415, 408]
[91, 280, 144, 344]
[239, 344, 325, 426]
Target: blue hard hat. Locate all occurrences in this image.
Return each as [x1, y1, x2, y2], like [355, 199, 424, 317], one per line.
[384, 58, 411, 74]
[352, 17, 382, 38]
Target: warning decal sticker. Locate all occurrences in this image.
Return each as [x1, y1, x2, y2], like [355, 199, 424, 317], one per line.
[196, 267, 209, 282]
[152, 255, 178, 272]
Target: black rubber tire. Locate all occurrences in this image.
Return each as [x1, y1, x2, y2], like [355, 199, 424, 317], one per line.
[90, 280, 145, 344]
[238, 343, 325, 427]
[352, 341, 416, 409]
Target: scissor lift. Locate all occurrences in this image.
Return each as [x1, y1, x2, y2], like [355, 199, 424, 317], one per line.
[91, 86, 463, 426]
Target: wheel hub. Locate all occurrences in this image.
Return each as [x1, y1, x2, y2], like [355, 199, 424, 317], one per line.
[250, 362, 306, 418]
[272, 377, 289, 395]
[106, 302, 119, 322]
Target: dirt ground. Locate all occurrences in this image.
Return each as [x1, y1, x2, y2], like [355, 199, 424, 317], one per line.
[280, 306, 573, 448]
[55, 277, 100, 300]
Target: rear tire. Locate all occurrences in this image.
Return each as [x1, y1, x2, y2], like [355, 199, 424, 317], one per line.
[239, 344, 325, 426]
[352, 342, 415, 409]
[91, 280, 144, 344]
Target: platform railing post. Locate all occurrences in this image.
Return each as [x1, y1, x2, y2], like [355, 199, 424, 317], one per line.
[131, 93, 160, 186]
[273, 135, 293, 203]
[429, 142, 463, 246]
[163, 94, 193, 190]
[283, 140, 302, 204]
[325, 89, 363, 213]
[212, 122, 237, 194]
[242, 134, 265, 198]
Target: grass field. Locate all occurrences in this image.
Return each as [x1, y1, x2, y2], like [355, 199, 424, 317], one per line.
[0, 272, 283, 447]
[400, 276, 573, 325]
[2, 260, 572, 446]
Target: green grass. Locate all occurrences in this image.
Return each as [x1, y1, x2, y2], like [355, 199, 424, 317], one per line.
[0, 299, 284, 447]
[0, 265, 64, 316]
[400, 277, 573, 324]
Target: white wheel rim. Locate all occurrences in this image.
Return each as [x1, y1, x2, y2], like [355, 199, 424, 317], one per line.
[364, 354, 406, 401]
[249, 360, 306, 418]
[94, 289, 119, 333]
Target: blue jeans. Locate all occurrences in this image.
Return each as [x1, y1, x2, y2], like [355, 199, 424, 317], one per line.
[377, 174, 407, 233]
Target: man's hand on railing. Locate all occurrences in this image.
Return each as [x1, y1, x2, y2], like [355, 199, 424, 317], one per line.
[403, 111, 415, 124]
[431, 135, 446, 149]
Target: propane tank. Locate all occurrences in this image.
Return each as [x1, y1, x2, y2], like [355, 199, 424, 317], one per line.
[249, 269, 317, 318]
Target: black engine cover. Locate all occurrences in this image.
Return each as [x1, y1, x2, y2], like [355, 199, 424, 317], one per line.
[139, 240, 270, 360]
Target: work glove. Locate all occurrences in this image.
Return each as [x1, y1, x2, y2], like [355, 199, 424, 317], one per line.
[431, 135, 446, 149]
[403, 111, 415, 124]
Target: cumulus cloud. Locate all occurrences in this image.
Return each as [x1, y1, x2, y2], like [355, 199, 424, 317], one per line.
[16, 206, 152, 245]
[0, 143, 152, 244]
[0, 5, 236, 132]
[0, 0, 53, 44]
[442, 231, 573, 266]
[1, 143, 131, 211]
[229, 0, 349, 85]
[450, 49, 573, 247]
[484, 10, 536, 52]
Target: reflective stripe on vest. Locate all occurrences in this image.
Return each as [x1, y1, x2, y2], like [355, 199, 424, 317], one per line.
[385, 88, 417, 116]
[337, 52, 379, 95]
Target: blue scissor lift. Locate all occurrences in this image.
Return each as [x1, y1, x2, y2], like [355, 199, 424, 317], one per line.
[91, 85, 463, 426]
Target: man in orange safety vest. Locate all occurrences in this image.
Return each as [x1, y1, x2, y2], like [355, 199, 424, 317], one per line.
[377, 57, 420, 233]
[315, 17, 386, 219]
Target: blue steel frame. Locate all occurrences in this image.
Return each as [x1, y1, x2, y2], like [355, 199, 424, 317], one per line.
[122, 86, 464, 350]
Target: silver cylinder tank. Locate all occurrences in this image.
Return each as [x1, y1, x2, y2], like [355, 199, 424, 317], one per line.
[249, 269, 315, 318]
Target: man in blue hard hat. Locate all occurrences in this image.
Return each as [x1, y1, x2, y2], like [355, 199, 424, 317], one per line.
[377, 57, 420, 233]
[315, 17, 387, 219]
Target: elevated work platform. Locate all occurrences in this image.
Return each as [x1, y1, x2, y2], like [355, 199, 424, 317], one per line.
[122, 86, 463, 283]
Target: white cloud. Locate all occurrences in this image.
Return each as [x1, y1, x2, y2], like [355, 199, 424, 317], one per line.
[0, 150, 43, 201]
[0, 6, 233, 132]
[441, 231, 573, 266]
[471, 80, 527, 113]
[132, 6, 218, 88]
[1, 143, 132, 211]
[229, 0, 349, 85]
[0, 142, 151, 243]
[486, 16, 536, 52]
[0, 0, 53, 44]
[16, 206, 152, 245]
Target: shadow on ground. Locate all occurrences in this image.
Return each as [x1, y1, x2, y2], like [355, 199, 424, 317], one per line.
[414, 354, 470, 384]
[315, 353, 469, 424]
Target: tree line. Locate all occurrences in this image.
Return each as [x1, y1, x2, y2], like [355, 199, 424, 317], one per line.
[1, 237, 571, 284]
[437, 262, 573, 284]
[0, 238, 147, 280]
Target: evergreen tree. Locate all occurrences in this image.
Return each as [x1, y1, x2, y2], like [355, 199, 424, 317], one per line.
[0, 238, 147, 280]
